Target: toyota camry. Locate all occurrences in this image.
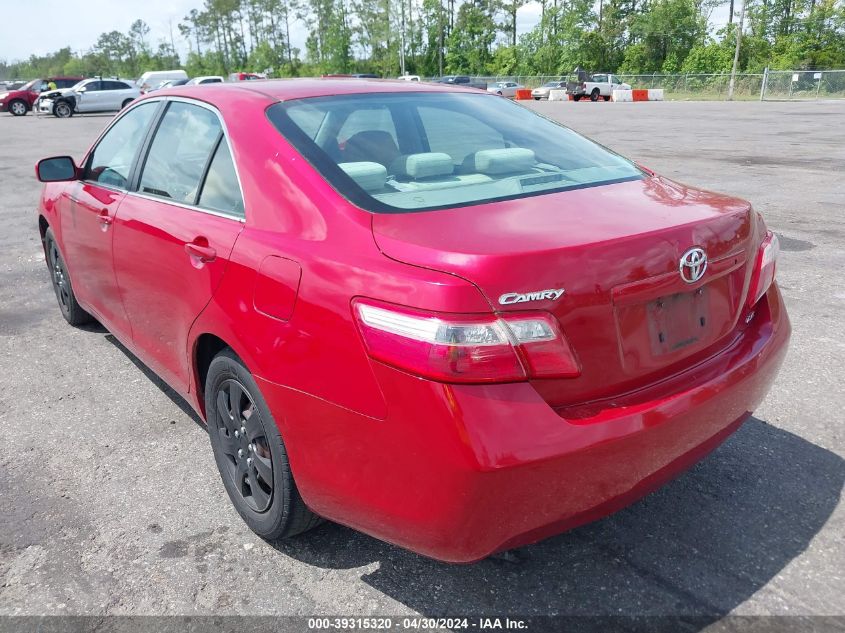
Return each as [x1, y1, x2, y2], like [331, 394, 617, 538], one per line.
[35, 80, 789, 562]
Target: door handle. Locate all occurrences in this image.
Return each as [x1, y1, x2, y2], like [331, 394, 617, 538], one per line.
[185, 242, 217, 263]
[98, 208, 113, 228]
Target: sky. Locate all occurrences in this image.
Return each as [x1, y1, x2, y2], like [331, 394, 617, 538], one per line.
[0, 0, 730, 67]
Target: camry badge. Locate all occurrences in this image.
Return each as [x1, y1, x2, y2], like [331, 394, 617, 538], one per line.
[679, 247, 708, 283]
[498, 288, 565, 305]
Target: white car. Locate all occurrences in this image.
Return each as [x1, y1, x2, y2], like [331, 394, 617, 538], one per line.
[397, 75, 421, 82]
[136, 70, 188, 93]
[186, 76, 225, 85]
[487, 81, 523, 98]
[38, 78, 141, 118]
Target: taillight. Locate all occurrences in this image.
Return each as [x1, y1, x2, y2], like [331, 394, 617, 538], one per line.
[353, 300, 580, 384]
[747, 231, 779, 308]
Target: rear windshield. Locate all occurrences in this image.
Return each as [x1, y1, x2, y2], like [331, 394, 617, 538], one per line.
[267, 92, 642, 213]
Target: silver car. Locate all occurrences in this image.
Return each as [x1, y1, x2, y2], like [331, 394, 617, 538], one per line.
[38, 78, 141, 118]
[531, 81, 567, 100]
[486, 81, 523, 98]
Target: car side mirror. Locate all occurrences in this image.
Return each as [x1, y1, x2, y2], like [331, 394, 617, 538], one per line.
[36, 156, 79, 182]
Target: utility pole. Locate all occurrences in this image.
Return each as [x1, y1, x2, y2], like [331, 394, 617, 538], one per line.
[727, 0, 746, 101]
[438, 0, 444, 76]
[400, 0, 406, 76]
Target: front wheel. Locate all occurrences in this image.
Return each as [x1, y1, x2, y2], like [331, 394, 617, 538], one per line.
[533, 96, 540, 100]
[9, 99, 28, 116]
[44, 227, 93, 326]
[573, 95, 582, 101]
[53, 101, 73, 118]
[205, 349, 321, 541]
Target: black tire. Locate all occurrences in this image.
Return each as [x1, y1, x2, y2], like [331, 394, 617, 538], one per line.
[603, 95, 611, 102]
[573, 94, 582, 101]
[121, 98, 134, 109]
[205, 349, 321, 540]
[533, 96, 540, 100]
[590, 89, 600, 102]
[53, 101, 73, 118]
[44, 227, 93, 326]
[9, 99, 28, 116]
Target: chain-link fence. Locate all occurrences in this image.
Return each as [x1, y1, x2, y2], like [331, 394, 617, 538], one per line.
[461, 70, 845, 100]
[759, 69, 845, 100]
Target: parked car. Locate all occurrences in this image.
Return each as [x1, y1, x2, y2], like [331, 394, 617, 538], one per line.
[487, 81, 523, 97]
[38, 78, 141, 118]
[531, 80, 567, 100]
[228, 72, 265, 81]
[566, 70, 631, 101]
[186, 76, 225, 85]
[136, 70, 188, 93]
[34, 80, 789, 563]
[0, 77, 83, 116]
[152, 78, 190, 91]
[434, 75, 487, 90]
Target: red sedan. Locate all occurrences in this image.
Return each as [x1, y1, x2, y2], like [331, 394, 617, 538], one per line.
[35, 80, 789, 562]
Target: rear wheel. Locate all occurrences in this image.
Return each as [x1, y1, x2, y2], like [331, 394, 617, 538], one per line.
[44, 228, 93, 326]
[205, 349, 321, 540]
[603, 95, 612, 102]
[53, 101, 73, 118]
[121, 98, 134, 109]
[9, 100, 27, 116]
[573, 94, 582, 101]
[590, 88, 600, 102]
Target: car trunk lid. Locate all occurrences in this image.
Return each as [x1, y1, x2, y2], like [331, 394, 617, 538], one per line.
[371, 177, 755, 408]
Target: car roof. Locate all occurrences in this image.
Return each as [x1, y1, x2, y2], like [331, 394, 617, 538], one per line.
[146, 78, 481, 105]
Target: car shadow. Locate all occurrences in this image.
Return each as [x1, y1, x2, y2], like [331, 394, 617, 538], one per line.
[103, 333, 205, 428]
[270, 417, 842, 624]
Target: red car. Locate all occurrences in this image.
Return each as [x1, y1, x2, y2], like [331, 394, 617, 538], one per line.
[1, 77, 83, 115]
[34, 80, 789, 562]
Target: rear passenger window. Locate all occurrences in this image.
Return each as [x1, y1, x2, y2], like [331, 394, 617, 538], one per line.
[198, 139, 244, 218]
[417, 106, 504, 165]
[84, 101, 158, 189]
[139, 102, 222, 204]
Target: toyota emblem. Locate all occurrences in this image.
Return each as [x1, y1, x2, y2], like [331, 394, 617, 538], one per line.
[679, 247, 707, 283]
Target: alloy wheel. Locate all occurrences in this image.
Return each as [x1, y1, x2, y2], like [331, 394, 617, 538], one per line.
[55, 102, 71, 118]
[215, 379, 274, 513]
[10, 101, 26, 116]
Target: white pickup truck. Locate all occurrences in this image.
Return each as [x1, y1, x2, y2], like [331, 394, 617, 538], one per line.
[566, 73, 631, 101]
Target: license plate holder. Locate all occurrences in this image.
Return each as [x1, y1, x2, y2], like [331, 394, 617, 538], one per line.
[646, 288, 710, 356]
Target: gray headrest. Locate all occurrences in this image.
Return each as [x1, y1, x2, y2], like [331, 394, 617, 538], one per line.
[390, 153, 454, 179]
[338, 162, 387, 192]
[465, 148, 536, 175]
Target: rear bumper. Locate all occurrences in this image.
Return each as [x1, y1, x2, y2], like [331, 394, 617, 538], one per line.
[256, 284, 790, 562]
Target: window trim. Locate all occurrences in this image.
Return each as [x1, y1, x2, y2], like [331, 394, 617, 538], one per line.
[81, 95, 246, 223]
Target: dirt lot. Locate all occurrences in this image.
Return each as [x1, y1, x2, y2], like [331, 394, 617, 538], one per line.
[0, 101, 843, 626]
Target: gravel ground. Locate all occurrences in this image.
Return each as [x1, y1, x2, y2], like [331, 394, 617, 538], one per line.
[0, 100, 843, 626]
